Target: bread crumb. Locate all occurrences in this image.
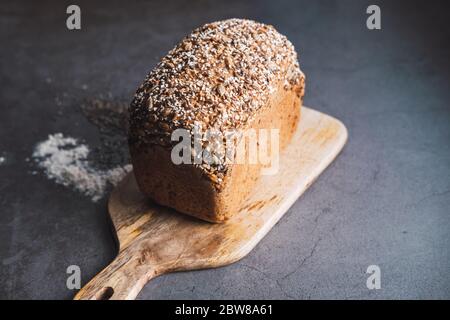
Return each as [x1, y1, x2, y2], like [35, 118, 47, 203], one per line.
[32, 133, 131, 202]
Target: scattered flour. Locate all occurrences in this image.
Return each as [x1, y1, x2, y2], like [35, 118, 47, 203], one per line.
[32, 133, 132, 201]
[0, 156, 5, 165]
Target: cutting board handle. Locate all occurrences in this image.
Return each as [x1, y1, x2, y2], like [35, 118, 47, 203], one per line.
[74, 249, 163, 300]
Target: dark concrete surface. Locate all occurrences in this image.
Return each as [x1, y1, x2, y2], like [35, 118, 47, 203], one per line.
[1, 0, 449, 299]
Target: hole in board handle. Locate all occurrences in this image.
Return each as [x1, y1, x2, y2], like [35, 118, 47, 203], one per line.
[93, 287, 114, 300]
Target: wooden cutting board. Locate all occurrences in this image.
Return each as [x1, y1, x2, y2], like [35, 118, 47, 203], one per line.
[74, 106, 348, 300]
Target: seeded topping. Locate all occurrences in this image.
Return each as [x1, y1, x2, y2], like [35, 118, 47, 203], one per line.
[129, 18, 303, 185]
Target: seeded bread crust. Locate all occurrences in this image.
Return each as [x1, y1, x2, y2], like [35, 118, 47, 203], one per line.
[129, 19, 305, 222]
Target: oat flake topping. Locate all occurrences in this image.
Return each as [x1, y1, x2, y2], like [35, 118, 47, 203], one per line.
[129, 18, 303, 185]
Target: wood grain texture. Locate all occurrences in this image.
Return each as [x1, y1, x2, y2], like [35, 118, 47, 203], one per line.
[74, 106, 348, 300]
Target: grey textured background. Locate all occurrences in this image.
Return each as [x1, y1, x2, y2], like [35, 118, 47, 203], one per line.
[1, 0, 449, 299]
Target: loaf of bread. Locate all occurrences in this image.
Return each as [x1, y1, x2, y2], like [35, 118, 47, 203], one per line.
[129, 19, 305, 222]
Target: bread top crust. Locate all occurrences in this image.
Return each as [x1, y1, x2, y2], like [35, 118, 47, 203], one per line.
[129, 19, 303, 186]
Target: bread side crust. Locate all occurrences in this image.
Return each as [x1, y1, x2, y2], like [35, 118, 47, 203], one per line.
[130, 77, 304, 222]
